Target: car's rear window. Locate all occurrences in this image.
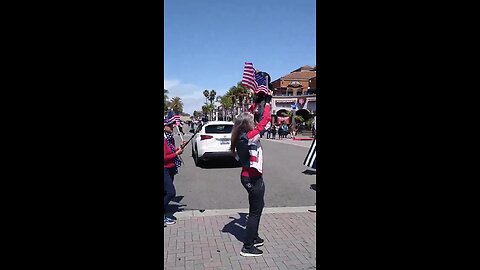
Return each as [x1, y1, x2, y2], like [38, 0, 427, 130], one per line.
[205, 124, 233, 134]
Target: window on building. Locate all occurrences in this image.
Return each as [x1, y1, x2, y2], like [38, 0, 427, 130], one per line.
[287, 88, 294, 96]
[275, 89, 287, 96]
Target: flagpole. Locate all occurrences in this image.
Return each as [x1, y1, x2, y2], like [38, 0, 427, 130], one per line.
[168, 108, 185, 164]
[175, 124, 185, 164]
[175, 125, 184, 141]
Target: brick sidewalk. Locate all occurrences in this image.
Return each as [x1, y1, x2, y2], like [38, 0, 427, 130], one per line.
[164, 210, 316, 270]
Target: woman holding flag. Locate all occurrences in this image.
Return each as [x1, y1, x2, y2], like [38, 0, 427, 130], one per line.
[164, 110, 186, 226]
[229, 62, 275, 257]
[230, 92, 272, 257]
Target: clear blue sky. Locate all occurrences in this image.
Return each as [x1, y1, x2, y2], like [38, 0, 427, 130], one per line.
[164, 0, 316, 114]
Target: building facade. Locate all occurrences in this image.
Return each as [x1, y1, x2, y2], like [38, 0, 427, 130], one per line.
[270, 65, 316, 124]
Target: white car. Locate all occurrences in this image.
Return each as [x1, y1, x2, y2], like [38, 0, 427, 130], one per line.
[191, 121, 235, 166]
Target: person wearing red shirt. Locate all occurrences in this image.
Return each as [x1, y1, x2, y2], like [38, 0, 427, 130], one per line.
[164, 119, 186, 226]
[230, 92, 272, 257]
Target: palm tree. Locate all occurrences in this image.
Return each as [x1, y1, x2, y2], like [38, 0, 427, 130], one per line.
[164, 89, 170, 113]
[164, 89, 169, 102]
[170, 97, 183, 114]
[216, 95, 222, 120]
[203, 90, 210, 104]
[208, 90, 217, 120]
[227, 82, 249, 116]
[219, 95, 233, 121]
[193, 110, 201, 119]
[201, 105, 208, 116]
[201, 104, 214, 120]
[208, 90, 216, 104]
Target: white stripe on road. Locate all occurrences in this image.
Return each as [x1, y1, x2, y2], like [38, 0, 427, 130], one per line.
[172, 206, 316, 219]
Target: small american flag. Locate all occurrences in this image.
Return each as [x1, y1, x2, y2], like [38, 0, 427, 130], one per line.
[242, 62, 269, 95]
[165, 109, 176, 125]
[174, 115, 181, 126]
[255, 72, 269, 95]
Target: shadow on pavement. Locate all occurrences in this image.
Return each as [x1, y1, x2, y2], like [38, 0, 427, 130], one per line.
[171, 195, 184, 203]
[198, 158, 241, 169]
[221, 213, 248, 243]
[165, 196, 185, 219]
[302, 169, 316, 175]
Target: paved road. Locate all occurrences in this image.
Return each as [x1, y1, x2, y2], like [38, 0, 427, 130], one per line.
[167, 130, 316, 214]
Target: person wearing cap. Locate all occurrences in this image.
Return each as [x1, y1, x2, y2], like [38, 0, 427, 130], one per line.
[164, 117, 186, 226]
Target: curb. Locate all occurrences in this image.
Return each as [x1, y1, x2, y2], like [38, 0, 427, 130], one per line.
[171, 206, 316, 219]
[264, 139, 311, 148]
[293, 137, 314, 141]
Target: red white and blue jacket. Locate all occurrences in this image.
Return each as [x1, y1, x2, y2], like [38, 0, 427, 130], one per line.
[164, 134, 179, 169]
[239, 103, 271, 177]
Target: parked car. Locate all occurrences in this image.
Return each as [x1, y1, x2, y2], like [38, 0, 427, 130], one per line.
[191, 121, 235, 166]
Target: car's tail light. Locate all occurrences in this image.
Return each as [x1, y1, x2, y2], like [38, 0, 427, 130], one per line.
[200, 135, 214, 140]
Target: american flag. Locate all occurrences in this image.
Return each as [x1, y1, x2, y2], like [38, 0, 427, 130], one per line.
[165, 109, 176, 125]
[174, 115, 181, 126]
[242, 62, 270, 95]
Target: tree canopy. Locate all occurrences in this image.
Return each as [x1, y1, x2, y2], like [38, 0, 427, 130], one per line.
[170, 97, 183, 114]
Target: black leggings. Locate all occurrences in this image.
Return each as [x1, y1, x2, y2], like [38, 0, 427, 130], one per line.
[241, 175, 265, 248]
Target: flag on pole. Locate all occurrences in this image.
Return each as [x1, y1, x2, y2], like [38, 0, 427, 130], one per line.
[255, 72, 269, 95]
[164, 109, 176, 125]
[242, 62, 270, 95]
[174, 115, 181, 126]
[303, 139, 316, 169]
[242, 62, 256, 91]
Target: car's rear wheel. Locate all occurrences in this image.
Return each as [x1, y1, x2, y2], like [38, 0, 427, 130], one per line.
[193, 147, 202, 167]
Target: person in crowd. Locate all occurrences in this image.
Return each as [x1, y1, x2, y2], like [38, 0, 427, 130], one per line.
[312, 116, 316, 138]
[278, 122, 283, 139]
[230, 92, 272, 257]
[164, 115, 186, 227]
[291, 124, 297, 137]
[271, 125, 277, 140]
[178, 120, 185, 136]
[280, 122, 288, 139]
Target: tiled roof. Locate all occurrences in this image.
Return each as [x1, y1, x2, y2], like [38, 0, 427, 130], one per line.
[292, 65, 314, 72]
[271, 65, 317, 85]
[281, 70, 316, 80]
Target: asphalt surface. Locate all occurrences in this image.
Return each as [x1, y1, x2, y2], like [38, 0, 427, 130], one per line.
[166, 128, 316, 213]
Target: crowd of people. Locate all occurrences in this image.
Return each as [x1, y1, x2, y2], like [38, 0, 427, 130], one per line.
[262, 121, 316, 140]
[263, 122, 289, 139]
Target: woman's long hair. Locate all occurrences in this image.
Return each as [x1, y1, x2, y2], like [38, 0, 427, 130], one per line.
[230, 112, 255, 154]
